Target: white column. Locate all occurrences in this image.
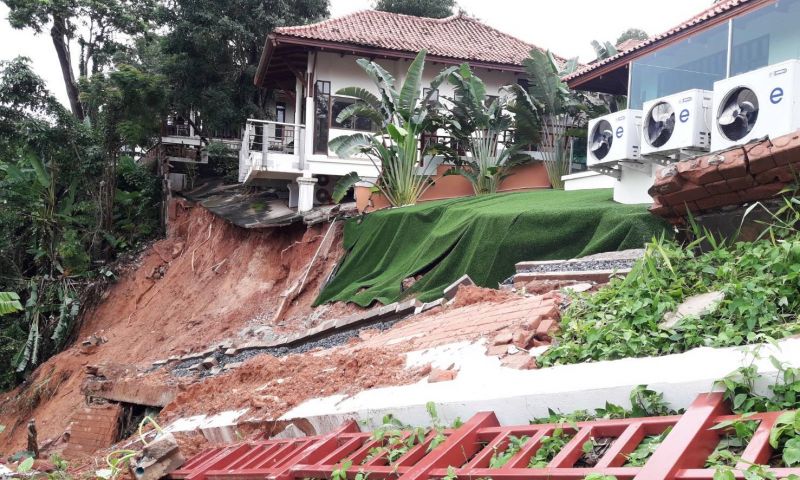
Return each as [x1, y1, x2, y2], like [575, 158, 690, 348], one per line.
[304, 97, 315, 162]
[294, 77, 302, 159]
[296, 174, 318, 213]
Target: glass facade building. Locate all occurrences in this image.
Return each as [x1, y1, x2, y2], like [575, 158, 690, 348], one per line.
[628, 0, 800, 109]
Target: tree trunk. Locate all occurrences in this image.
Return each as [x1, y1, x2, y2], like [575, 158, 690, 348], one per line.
[50, 16, 84, 120]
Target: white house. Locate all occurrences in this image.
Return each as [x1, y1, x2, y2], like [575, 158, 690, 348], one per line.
[241, 10, 561, 212]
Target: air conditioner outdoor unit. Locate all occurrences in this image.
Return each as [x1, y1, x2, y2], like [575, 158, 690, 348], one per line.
[587, 110, 643, 167]
[712, 59, 800, 152]
[314, 175, 334, 205]
[641, 89, 712, 157]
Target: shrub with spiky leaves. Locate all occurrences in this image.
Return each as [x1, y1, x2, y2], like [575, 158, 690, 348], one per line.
[329, 50, 456, 207]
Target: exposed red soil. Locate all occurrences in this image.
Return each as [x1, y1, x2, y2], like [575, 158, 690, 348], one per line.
[450, 285, 518, 308]
[160, 345, 423, 423]
[0, 201, 347, 456]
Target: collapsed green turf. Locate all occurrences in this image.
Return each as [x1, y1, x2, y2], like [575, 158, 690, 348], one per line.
[316, 189, 670, 307]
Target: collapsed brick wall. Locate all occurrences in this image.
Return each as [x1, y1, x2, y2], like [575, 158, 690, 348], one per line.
[649, 131, 800, 222]
[63, 404, 122, 459]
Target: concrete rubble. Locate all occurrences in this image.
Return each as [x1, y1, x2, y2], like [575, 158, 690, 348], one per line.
[661, 291, 725, 329]
[130, 433, 185, 480]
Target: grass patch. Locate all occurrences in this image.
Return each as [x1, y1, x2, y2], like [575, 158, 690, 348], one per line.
[316, 189, 668, 306]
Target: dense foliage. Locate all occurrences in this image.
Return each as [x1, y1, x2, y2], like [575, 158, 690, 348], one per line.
[159, 0, 328, 130]
[440, 64, 534, 194]
[0, 0, 331, 391]
[541, 228, 800, 367]
[373, 0, 455, 18]
[0, 58, 165, 389]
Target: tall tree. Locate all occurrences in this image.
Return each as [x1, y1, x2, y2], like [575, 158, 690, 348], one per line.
[374, 0, 455, 18]
[616, 28, 649, 46]
[2, 0, 159, 120]
[160, 0, 329, 131]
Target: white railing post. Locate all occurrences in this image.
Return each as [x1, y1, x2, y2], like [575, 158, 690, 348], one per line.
[261, 123, 269, 168]
[239, 123, 250, 182]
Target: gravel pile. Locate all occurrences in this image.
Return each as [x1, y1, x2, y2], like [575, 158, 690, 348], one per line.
[171, 316, 404, 377]
[518, 258, 635, 274]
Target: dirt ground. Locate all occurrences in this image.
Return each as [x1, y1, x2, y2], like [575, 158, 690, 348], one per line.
[0, 199, 558, 472]
[0, 201, 349, 456]
[160, 344, 423, 422]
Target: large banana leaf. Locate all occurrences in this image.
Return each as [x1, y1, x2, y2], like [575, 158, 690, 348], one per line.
[397, 50, 426, 120]
[335, 102, 384, 126]
[332, 172, 363, 203]
[335, 87, 381, 109]
[0, 292, 22, 316]
[329, 133, 375, 158]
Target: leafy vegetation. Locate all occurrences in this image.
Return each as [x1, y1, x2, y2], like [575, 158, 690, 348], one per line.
[510, 49, 605, 189]
[359, 402, 456, 467]
[373, 0, 455, 18]
[0, 56, 165, 389]
[159, 0, 328, 129]
[623, 427, 672, 467]
[528, 427, 572, 467]
[488, 435, 529, 468]
[330, 50, 455, 207]
[440, 64, 533, 195]
[540, 231, 800, 367]
[706, 418, 758, 468]
[616, 28, 649, 45]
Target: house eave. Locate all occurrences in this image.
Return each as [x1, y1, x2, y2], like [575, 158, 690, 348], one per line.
[255, 33, 527, 88]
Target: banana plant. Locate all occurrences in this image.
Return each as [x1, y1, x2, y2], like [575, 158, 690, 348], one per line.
[329, 50, 456, 207]
[510, 49, 591, 189]
[439, 63, 533, 195]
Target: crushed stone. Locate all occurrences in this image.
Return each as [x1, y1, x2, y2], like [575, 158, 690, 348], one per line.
[517, 259, 635, 274]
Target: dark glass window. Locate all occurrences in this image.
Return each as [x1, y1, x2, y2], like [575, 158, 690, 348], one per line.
[731, 0, 800, 76]
[330, 97, 376, 131]
[629, 22, 728, 109]
[314, 80, 331, 154]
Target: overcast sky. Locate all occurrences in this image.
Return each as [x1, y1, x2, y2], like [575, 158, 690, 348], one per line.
[1, 0, 712, 106]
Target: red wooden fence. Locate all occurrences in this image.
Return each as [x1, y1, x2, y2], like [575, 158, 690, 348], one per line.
[170, 393, 800, 480]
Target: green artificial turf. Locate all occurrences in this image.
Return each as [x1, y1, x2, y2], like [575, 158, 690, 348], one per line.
[315, 189, 670, 307]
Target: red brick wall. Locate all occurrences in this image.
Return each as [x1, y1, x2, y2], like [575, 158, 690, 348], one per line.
[649, 132, 800, 222]
[63, 404, 123, 458]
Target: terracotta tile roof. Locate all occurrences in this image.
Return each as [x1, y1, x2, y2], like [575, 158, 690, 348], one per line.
[272, 10, 552, 67]
[563, 0, 758, 84]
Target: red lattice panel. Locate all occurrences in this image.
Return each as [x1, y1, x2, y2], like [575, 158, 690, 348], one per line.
[172, 393, 800, 480]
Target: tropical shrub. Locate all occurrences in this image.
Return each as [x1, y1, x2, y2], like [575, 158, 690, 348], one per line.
[511, 49, 610, 189]
[440, 64, 533, 195]
[329, 50, 455, 207]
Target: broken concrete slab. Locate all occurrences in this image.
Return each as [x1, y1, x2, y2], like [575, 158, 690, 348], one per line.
[395, 298, 421, 316]
[661, 291, 725, 329]
[131, 433, 185, 480]
[443, 274, 475, 300]
[415, 298, 444, 314]
[428, 368, 457, 383]
[501, 353, 537, 370]
[514, 269, 631, 284]
[492, 331, 513, 346]
[224, 348, 238, 356]
[562, 283, 593, 293]
[272, 423, 306, 439]
[375, 302, 399, 318]
[201, 357, 219, 369]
